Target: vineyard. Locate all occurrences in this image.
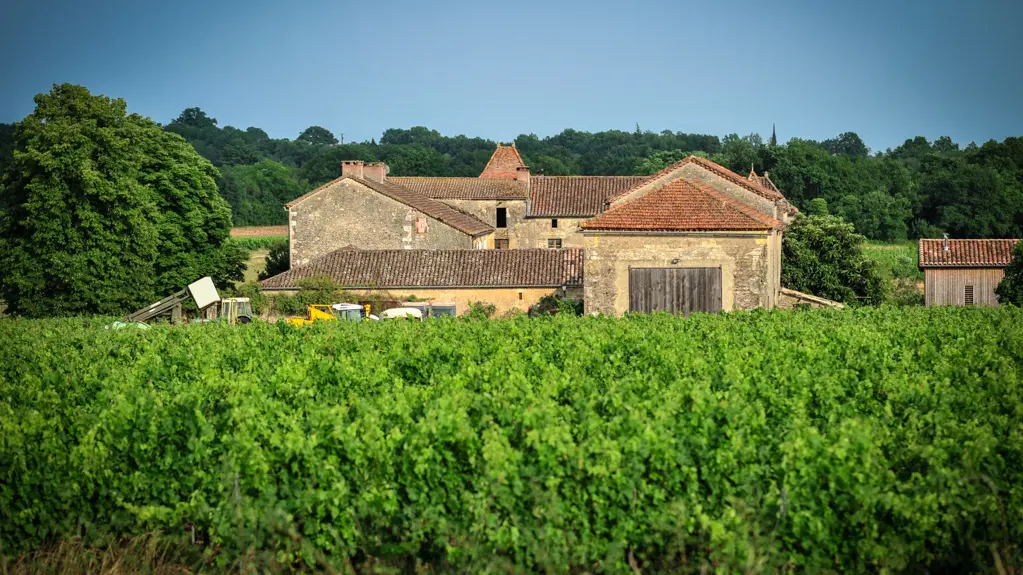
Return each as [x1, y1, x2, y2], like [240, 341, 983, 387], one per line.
[1, 308, 1021, 573]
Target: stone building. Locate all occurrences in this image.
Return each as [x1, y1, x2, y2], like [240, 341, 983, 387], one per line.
[919, 238, 1019, 306]
[266, 145, 798, 315]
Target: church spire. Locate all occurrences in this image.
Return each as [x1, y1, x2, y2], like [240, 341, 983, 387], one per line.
[770, 123, 777, 146]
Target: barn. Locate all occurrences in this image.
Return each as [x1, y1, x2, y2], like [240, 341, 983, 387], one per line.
[919, 238, 1020, 306]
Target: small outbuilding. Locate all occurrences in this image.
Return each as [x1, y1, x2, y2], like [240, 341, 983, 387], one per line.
[919, 238, 1020, 306]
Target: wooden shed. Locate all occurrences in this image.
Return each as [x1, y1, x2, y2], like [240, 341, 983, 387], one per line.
[918, 238, 1019, 306]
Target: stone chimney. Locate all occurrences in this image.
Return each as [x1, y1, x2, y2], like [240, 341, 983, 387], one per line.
[363, 162, 388, 182]
[341, 160, 364, 179]
[515, 165, 530, 187]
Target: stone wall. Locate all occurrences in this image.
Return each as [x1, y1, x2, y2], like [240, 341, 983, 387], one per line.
[439, 199, 524, 248]
[289, 180, 473, 266]
[582, 233, 775, 315]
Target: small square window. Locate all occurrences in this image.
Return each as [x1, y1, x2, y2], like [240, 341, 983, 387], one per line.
[496, 207, 507, 228]
[495, 239, 509, 250]
[551, 218, 558, 228]
[965, 285, 974, 305]
[547, 238, 562, 249]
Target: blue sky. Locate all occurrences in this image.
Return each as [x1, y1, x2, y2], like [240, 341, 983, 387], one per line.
[1, 0, 1021, 152]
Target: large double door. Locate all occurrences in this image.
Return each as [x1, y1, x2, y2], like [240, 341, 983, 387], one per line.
[628, 267, 722, 315]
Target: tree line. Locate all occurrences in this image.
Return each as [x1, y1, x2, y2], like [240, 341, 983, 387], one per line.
[3, 102, 1022, 240]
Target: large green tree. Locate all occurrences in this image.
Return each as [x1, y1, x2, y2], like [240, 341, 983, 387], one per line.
[781, 214, 888, 305]
[0, 84, 244, 317]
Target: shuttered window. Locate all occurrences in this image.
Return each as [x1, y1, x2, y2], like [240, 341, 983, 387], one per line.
[547, 238, 562, 249]
[965, 285, 974, 305]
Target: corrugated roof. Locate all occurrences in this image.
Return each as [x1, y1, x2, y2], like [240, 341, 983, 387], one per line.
[918, 239, 1019, 268]
[285, 176, 493, 237]
[528, 176, 650, 217]
[581, 179, 779, 232]
[480, 145, 526, 179]
[389, 177, 527, 200]
[260, 248, 585, 289]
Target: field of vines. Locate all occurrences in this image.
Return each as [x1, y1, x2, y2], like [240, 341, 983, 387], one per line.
[1, 307, 1021, 573]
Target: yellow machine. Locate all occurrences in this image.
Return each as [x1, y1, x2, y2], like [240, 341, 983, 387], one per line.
[287, 304, 338, 326]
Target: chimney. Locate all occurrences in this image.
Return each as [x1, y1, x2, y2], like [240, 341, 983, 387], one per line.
[341, 160, 364, 179]
[943, 233, 949, 252]
[363, 162, 388, 182]
[515, 165, 530, 187]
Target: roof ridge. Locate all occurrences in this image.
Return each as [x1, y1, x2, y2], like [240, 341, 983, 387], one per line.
[609, 155, 785, 204]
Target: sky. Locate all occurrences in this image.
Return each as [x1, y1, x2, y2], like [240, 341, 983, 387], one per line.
[1, 0, 1021, 153]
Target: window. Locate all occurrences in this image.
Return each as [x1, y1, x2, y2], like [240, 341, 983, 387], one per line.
[496, 207, 507, 228]
[547, 238, 563, 249]
[965, 285, 975, 306]
[495, 239, 509, 250]
[551, 218, 558, 228]
[518, 292, 523, 300]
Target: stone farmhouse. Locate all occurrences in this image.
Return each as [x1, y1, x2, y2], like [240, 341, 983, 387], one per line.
[261, 145, 806, 315]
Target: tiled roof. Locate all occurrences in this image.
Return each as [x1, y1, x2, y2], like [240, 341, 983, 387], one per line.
[528, 176, 650, 217]
[918, 239, 1019, 268]
[285, 176, 493, 237]
[260, 248, 584, 289]
[389, 177, 527, 200]
[612, 155, 785, 203]
[747, 168, 782, 196]
[581, 179, 780, 232]
[480, 145, 526, 179]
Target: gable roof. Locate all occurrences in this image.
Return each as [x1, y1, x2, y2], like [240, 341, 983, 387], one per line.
[389, 177, 527, 200]
[260, 248, 584, 289]
[581, 179, 779, 232]
[747, 167, 782, 196]
[611, 155, 785, 205]
[918, 239, 1019, 268]
[480, 144, 526, 179]
[528, 176, 650, 217]
[286, 176, 493, 237]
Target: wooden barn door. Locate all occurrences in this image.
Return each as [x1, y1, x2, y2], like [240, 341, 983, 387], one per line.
[628, 267, 722, 315]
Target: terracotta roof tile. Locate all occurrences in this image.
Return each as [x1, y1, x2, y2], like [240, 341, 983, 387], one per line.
[285, 176, 493, 237]
[260, 248, 584, 289]
[612, 155, 785, 203]
[389, 177, 527, 200]
[581, 179, 779, 232]
[528, 176, 650, 217]
[480, 145, 526, 179]
[918, 239, 1019, 268]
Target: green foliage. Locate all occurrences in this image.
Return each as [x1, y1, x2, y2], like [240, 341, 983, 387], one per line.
[863, 241, 922, 281]
[1, 308, 1022, 572]
[995, 241, 1023, 305]
[0, 85, 243, 317]
[782, 214, 889, 305]
[465, 300, 496, 319]
[528, 293, 584, 316]
[257, 240, 290, 281]
[227, 235, 288, 251]
[807, 197, 829, 215]
[217, 160, 309, 226]
[296, 126, 338, 146]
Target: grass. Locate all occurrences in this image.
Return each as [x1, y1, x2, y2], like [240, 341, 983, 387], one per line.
[227, 236, 287, 251]
[864, 240, 921, 281]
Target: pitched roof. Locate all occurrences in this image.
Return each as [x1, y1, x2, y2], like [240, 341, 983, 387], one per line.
[480, 144, 526, 179]
[747, 167, 782, 196]
[260, 248, 584, 289]
[528, 176, 651, 217]
[389, 177, 527, 200]
[581, 179, 780, 232]
[918, 239, 1019, 268]
[285, 176, 493, 237]
[612, 155, 785, 204]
